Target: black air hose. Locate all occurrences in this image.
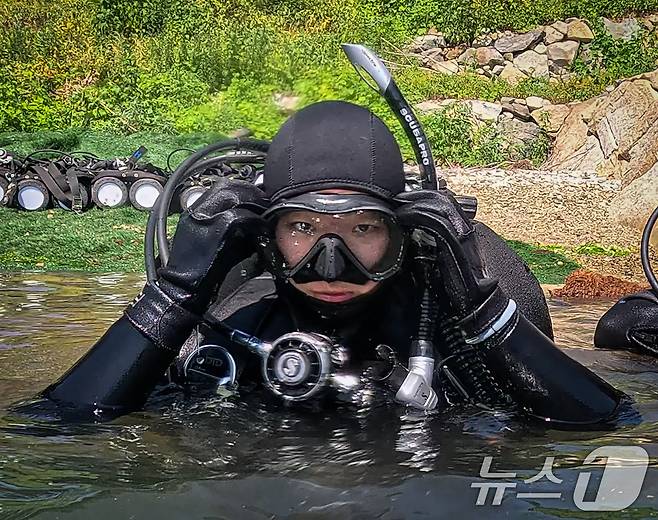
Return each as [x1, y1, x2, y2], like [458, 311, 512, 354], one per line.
[436, 307, 511, 408]
[641, 205, 658, 294]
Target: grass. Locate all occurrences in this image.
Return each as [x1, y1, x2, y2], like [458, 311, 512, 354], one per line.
[0, 207, 150, 271]
[0, 206, 585, 283]
[506, 240, 581, 285]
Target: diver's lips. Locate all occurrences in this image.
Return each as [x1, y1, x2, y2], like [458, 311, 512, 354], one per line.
[310, 291, 355, 303]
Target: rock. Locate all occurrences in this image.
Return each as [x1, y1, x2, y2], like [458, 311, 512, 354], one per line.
[603, 17, 641, 41]
[466, 100, 502, 121]
[421, 47, 444, 57]
[566, 20, 594, 42]
[476, 67, 486, 75]
[494, 30, 543, 54]
[635, 69, 658, 90]
[547, 40, 580, 68]
[535, 43, 547, 54]
[501, 96, 515, 104]
[499, 63, 527, 85]
[531, 104, 571, 133]
[514, 50, 549, 78]
[543, 106, 589, 168]
[421, 48, 445, 66]
[544, 79, 658, 181]
[557, 135, 605, 171]
[571, 96, 605, 123]
[597, 116, 618, 158]
[592, 80, 658, 165]
[410, 34, 447, 52]
[273, 93, 300, 114]
[608, 163, 658, 246]
[492, 64, 505, 75]
[526, 96, 548, 110]
[457, 48, 477, 65]
[623, 117, 658, 184]
[497, 118, 542, 146]
[473, 34, 493, 47]
[415, 100, 447, 112]
[430, 59, 460, 75]
[502, 102, 531, 120]
[503, 52, 514, 61]
[551, 20, 569, 34]
[444, 45, 467, 60]
[475, 46, 505, 67]
[544, 26, 565, 44]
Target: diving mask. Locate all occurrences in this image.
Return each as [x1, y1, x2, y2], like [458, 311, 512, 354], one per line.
[260, 192, 407, 284]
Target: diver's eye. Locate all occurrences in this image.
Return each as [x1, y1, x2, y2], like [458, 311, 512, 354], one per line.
[292, 221, 315, 235]
[353, 224, 379, 234]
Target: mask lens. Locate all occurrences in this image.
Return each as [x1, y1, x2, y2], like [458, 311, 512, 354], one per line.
[273, 209, 404, 278]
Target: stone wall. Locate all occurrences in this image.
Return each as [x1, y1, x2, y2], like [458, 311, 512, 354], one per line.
[409, 16, 657, 83]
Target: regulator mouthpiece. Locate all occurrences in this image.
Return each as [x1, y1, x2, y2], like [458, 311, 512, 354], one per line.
[374, 344, 438, 411]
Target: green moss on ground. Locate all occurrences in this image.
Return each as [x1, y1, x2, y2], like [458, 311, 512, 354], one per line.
[505, 240, 581, 285]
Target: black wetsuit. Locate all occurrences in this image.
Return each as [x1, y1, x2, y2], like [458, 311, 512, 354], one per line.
[42, 223, 629, 427]
[595, 290, 658, 356]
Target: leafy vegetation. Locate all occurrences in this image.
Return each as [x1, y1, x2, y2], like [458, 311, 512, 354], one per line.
[1, 0, 658, 167]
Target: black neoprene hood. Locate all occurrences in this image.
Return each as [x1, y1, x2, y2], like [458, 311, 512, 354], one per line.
[262, 100, 405, 201]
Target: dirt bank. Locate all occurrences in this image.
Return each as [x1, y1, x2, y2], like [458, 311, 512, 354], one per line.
[434, 167, 655, 283]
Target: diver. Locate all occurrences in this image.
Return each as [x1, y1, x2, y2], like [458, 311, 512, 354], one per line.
[595, 206, 658, 356]
[41, 101, 627, 427]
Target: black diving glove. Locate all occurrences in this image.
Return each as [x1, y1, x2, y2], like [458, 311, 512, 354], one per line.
[395, 189, 514, 344]
[125, 178, 267, 352]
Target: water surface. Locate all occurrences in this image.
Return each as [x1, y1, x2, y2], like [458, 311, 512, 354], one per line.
[1, 272, 657, 519]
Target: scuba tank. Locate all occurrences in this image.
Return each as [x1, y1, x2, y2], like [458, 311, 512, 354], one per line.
[88, 146, 167, 212]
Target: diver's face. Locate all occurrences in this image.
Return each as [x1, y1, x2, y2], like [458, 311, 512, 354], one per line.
[274, 189, 387, 303]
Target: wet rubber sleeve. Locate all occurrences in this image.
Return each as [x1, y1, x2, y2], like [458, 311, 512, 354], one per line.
[484, 312, 625, 427]
[43, 315, 180, 419]
[594, 291, 658, 356]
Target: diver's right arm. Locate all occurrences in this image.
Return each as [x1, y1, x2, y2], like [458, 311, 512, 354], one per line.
[396, 190, 626, 428]
[42, 179, 266, 419]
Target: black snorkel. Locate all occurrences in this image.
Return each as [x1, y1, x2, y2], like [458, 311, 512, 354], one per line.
[641, 205, 658, 294]
[341, 44, 477, 218]
[341, 44, 440, 191]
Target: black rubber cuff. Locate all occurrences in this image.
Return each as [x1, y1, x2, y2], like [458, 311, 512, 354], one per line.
[124, 282, 200, 353]
[458, 286, 513, 343]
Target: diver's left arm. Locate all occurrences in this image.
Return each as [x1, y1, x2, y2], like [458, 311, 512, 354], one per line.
[396, 191, 625, 428]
